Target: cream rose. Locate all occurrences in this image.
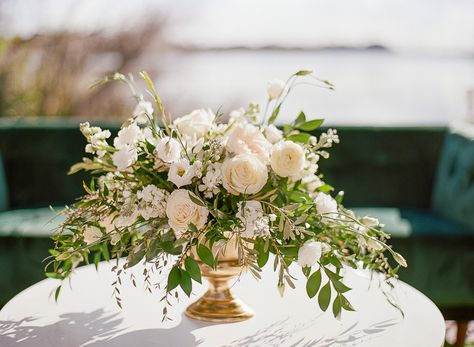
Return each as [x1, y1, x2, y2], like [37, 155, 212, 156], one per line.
[226, 123, 272, 163]
[270, 141, 305, 177]
[221, 154, 268, 195]
[166, 189, 209, 237]
[174, 108, 215, 139]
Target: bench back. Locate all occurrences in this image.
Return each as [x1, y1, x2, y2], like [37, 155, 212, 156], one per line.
[432, 123, 474, 229]
[0, 152, 9, 211]
[318, 127, 445, 209]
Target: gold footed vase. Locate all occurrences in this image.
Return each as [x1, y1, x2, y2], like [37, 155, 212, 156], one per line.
[185, 239, 254, 323]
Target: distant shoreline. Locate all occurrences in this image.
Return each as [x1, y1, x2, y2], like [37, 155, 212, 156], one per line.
[172, 44, 392, 53]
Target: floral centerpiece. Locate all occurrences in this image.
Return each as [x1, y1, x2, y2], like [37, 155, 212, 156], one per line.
[46, 70, 406, 322]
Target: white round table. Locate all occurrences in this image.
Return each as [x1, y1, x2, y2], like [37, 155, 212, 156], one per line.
[0, 258, 445, 347]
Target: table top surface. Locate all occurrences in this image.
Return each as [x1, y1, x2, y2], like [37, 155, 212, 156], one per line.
[0, 258, 445, 347]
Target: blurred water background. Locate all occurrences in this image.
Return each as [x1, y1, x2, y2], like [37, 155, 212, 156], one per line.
[0, 0, 473, 125]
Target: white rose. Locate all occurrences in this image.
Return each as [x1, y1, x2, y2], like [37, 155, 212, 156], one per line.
[267, 78, 285, 100]
[270, 141, 305, 177]
[83, 225, 102, 245]
[263, 124, 283, 144]
[174, 108, 215, 139]
[113, 123, 142, 149]
[315, 193, 338, 215]
[166, 189, 209, 237]
[168, 158, 195, 188]
[113, 146, 137, 171]
[221, 154, 268, 195]
[297, 241, 323, 267]
[155, 137, 181, 163]
[226, 123, 272, 163]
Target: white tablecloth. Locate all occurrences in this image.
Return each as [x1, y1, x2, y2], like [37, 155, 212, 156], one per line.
[0, 258, 445, 346]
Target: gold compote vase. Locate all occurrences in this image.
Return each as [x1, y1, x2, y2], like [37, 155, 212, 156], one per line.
[185, 238, 254, 323]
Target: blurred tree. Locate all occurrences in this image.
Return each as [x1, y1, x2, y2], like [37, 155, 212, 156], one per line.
[0, 22, 165, 119]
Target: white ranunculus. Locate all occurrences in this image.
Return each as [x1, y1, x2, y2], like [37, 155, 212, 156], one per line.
[297, 241, 323, 267]
[267, 78, 285, 100]
[166, 189, 209, 238]
[113, 123, 142, 149]
[226, 123, 272, 163]
[155, 137, 181, 163]
[113, 146, 138, 171]
[174, 108, 215, 139]
[270, 141, 305, 177]
[168, 158, 195, 188]
[263, 124, 283, 144]
[83, 225, 102, 245]
[361, 216, 379, 228]
[315, 193, 338, 215]
[221, 154, 268, 195]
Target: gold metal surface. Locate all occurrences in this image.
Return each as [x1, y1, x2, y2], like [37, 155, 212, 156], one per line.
[185, 238, 254, 323]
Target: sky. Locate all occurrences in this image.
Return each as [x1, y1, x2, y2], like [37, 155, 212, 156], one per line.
[1, 0, 474, 55]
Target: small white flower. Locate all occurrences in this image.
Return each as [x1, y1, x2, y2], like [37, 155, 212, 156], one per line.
[226, 123, 272, 163]
[155, 137, 181, 163]
[361, 216, 379, 228]
[168, 158, 196, 188]
[83, 225, 102, 245]
[133, 100, 154, 124]
[297, 241, 323, 267]
[263, 124, 283, 144]
[199, 162, 222, 198]
[229, 107, 248, 124]
[315, 193, 338, 215]
[112, 146, 137, 171]
[221, 154, 268, 195]
[269, 213, 277, 222]
[114, 123, 142, 149]
[174, 108, 215, 140]
[236, 201, 270, 237]
[270, 141, 306, 178]
[166, 189, 209, 238]
[267, 78, 286, 100]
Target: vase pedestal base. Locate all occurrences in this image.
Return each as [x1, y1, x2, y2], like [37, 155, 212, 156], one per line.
[185, 276, 254, 323]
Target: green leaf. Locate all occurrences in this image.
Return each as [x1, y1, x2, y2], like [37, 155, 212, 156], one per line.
[185, 257, 202, 284]
[294, 111, 306, 126]
[159, 241, 183, 255]
[296, 119, 324, 132]
[188, 192, 205, 207]
[332, 279, 351, 293]
[46, 272, 64, 280]
[306, 269, 322, 298]
[318, 281, 331, 312]
[340, 294, 355, 311]
[127, 249, 145, 268]
[197, 244, 215, 268]
[324, 267, 343, 281]
[54, 285, 61, 302]
[317, 184, 334, 193]
[167, 266, 181, 291]
[179, 269, 192, 297]
[101, 243, 110, 261]
[268, 104, 281, 125]
[332, 295, 342, 318]
[94, 252, 101, 270]
[295, 69, 312, 76]
[289, 190, 309, 203]
[287, 133, 311, 144]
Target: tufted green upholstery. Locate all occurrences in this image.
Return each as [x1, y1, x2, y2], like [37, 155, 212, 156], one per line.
[432, 126, 474, 229]
[0, 153, 9, 212]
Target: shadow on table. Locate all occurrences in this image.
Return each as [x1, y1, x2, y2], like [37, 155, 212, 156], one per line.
[0, 308, 401, 347]
[0, 308, 206, 347]
[226, 317, 400, 347]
